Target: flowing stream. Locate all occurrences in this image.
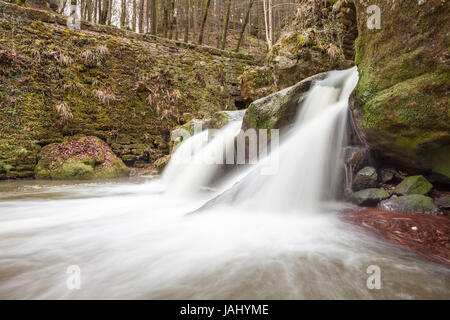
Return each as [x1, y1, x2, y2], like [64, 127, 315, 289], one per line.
[0, 68, 448, 299]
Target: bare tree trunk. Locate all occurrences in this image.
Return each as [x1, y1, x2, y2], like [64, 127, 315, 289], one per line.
[107, 0, 112, 25]
[162, 0, 168, 37]
[120, 0, 127, 27]
[219, 0, 231, 50]
[138, 0, 145, 33]
[235, 0, 254, 51]
[151, 0, 158, 35]
[168, 0, 175, 39]
[197, 0, 211, 44]
[184, 0, 189, 42]
[132, 0, 137, 31]
[263, 0, 272, 49]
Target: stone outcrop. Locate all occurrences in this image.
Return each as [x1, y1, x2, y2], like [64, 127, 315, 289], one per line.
[350, 0, 450, 183]
[0, 1, 253, 179]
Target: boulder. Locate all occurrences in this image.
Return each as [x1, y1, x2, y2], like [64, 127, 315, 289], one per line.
[380, 169, 395, 184]
[395, 175, 433, 195]
[35, 136, 129, 180]
[378, 195, 440, 215]
[241, 72, 328, 134]
[351, 188, 389, 206]
[351, 0, 450, 183]
[352, 166, 378, 191]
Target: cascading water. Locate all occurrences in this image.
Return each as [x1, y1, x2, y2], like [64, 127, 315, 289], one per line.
[0, 68, 448, 299]
[162, 110, 245, 196]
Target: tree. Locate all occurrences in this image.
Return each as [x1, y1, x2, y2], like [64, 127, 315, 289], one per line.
[120, 0, 127, 28]
[132, 0, 137, 31]
[219, 0, 231, 50]
[183, 0, 189, 42]
[138, 0, 145, 33]
[236, 0, 254, 51]
[263, 0, 273, 49]
[197, 0, 211, 44]
[151, 0, 158, 35]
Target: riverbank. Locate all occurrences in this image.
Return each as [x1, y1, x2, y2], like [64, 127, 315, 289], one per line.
[340, 208, 450, 267]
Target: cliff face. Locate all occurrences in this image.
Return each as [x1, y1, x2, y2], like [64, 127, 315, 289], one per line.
[351, 0, 450, 182]
[0, 1, 253, 179]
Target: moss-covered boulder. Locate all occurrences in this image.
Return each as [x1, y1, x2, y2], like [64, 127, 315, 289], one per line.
[395, 175, 433, 196]
[378, 195, 440, 215]
[242, 72, 328, 134]
[351, 188, 389, 206]
[267, 0, 352, 89]
[35, 136, 129, 179]
[351, 0, 450, 183]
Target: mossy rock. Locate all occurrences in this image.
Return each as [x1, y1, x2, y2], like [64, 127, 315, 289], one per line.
[351, 0, 450, 182]
[154, 154, 171, 172]
[395, 175, 433, 196]
[242, 72, 328, 134]
[239, 66, 275, 102]
[34, 136, 129, 180]
[378, 195, 440, 215]
[352, 166, 378, 191]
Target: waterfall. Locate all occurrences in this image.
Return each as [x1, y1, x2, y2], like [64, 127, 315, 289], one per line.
[196, 67, 359, 213]
[162, 111, 245, 196]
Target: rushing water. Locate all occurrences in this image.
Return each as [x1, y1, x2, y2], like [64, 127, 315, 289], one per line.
[0, 68, 448, 299]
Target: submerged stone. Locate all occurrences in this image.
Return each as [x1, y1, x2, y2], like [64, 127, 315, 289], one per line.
[395, 175, 432, 195]
[378, 195, 440, 215]
[351, 188, 389, 207]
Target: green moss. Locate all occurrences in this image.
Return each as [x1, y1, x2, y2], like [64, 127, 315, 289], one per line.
[51, 160, 95, 180]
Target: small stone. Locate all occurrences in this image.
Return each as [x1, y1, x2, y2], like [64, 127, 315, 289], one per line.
[411, 226, 418, 231]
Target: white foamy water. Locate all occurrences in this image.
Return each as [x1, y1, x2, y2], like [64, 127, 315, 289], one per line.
[0, 69, 448, 299]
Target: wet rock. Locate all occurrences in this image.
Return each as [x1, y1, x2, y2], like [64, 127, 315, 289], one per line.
[154, 154, 171, 172]
[395, 175, 433, 195]
[352, 166, 378, 191]
[351, 188, 389, 206]
[378, 195, 440, 215]
[380, 168, 395, 184]
[435, 196, 450, 210]
[35, 136, 129, 180]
